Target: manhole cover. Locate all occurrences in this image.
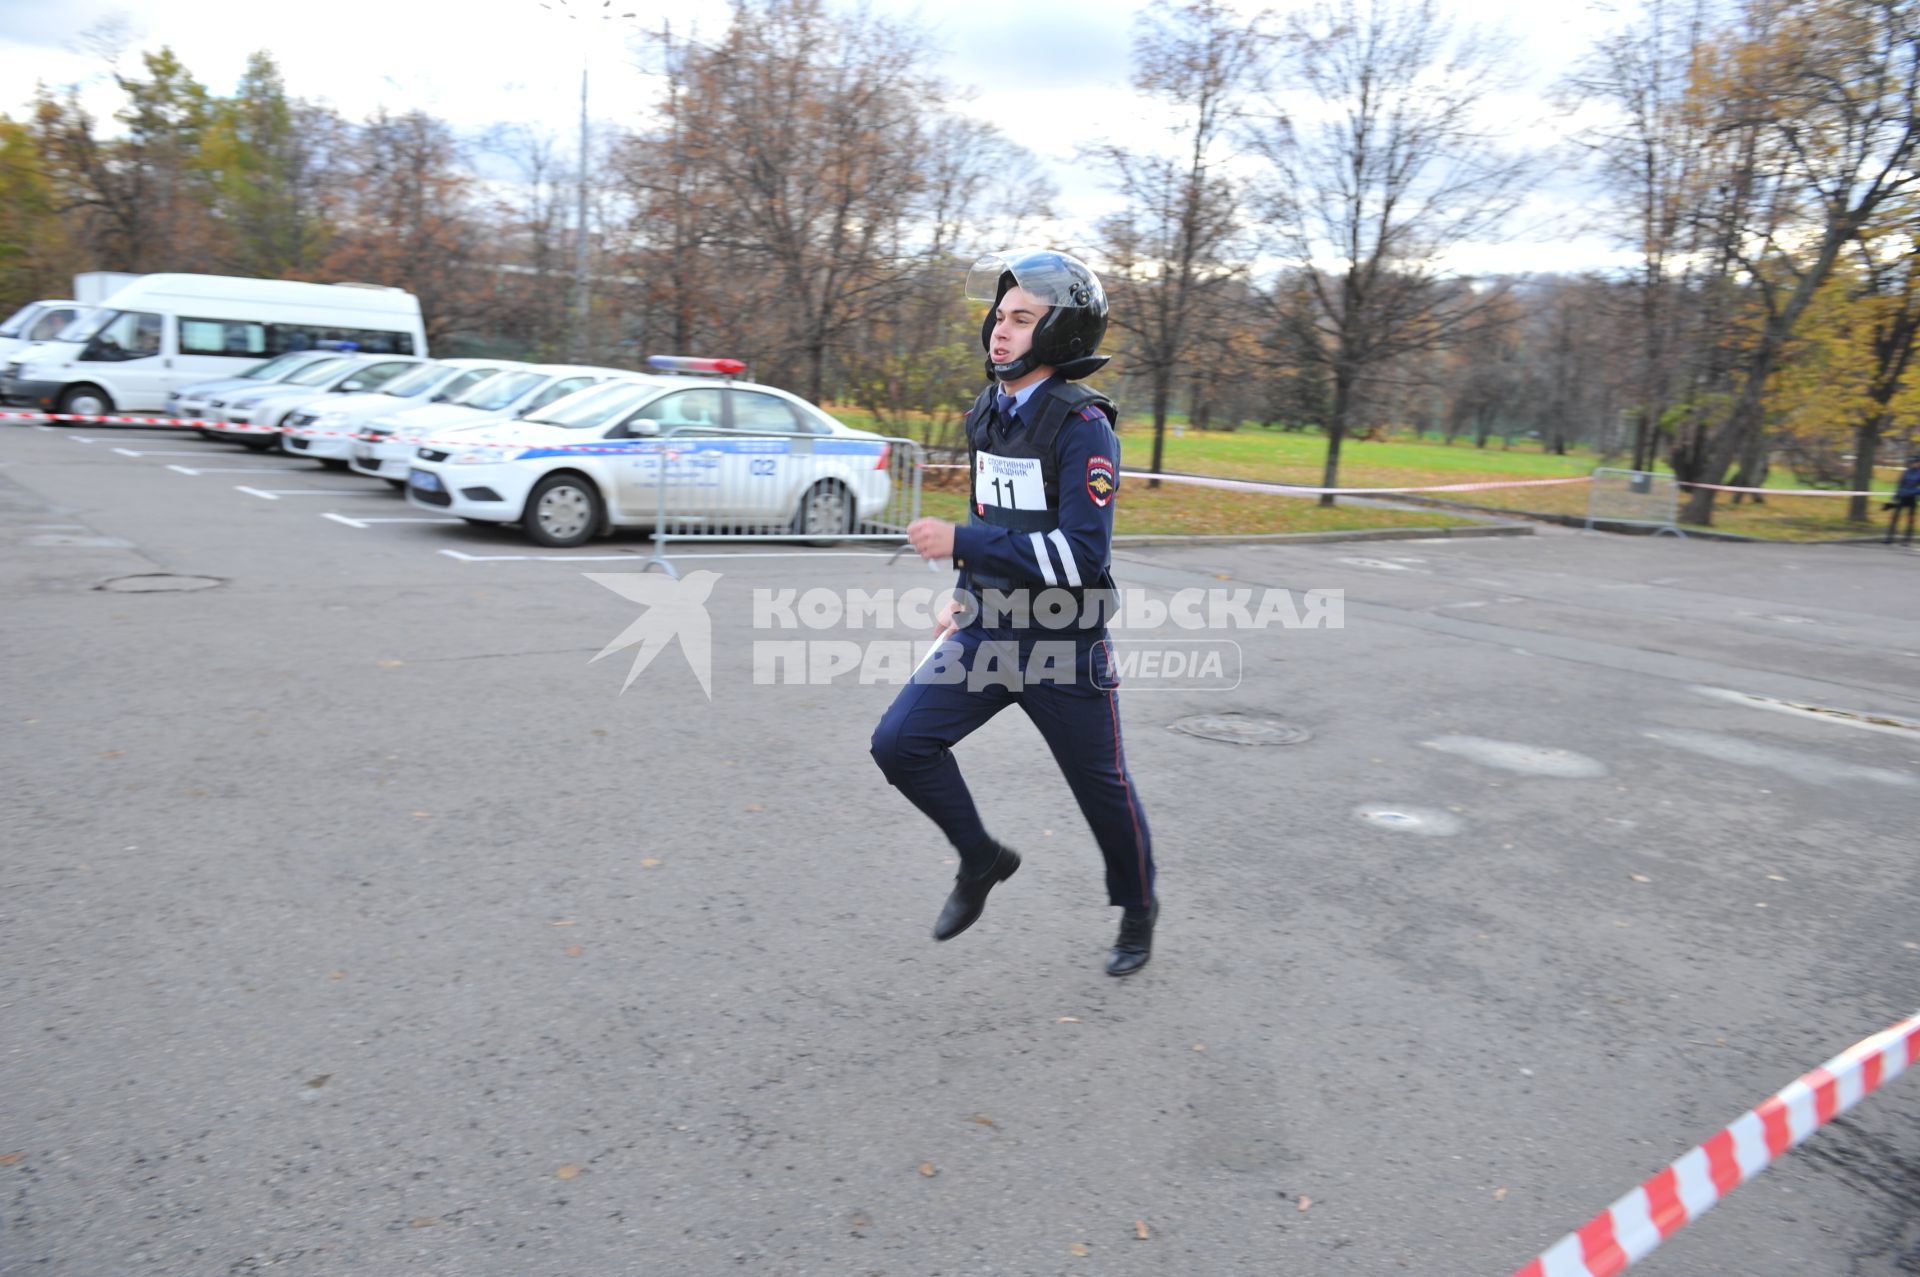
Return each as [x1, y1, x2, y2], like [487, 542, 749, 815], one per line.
[1168, 713, 1312, 746]
[95, 574, 225, 594]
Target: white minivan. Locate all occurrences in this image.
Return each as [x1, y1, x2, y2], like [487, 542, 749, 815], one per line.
[0, 274, 426, 416]
[0, 300, 94, 364]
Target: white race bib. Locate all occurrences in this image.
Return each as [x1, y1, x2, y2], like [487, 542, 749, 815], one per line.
[974, 452, 1045, 511]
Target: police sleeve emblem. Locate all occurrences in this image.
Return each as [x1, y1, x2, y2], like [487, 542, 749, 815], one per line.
[1086, 455, 1116, 508]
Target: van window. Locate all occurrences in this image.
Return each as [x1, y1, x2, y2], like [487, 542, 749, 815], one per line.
[267, 324, 416, 356]
[181, 318, 268, 357]
[80, 311, 164, 362]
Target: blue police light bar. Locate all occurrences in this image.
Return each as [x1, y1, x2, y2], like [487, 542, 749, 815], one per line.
[647, 355, 746, 375]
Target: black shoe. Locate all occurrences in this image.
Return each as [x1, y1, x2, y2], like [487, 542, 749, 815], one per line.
[932, 845, 1021, 941]
[1106, 899, 1158, 976]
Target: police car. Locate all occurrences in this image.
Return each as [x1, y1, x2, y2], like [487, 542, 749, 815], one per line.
[402, 358, 893, 548]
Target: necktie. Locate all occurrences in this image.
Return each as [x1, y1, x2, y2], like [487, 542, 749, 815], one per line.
[994, 393, 1020, 442]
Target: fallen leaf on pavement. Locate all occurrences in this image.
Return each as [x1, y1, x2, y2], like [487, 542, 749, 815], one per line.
[0, 1153, 24, 1166]
[410, 1217, 438, 1228]
[556, 1164, 581, 1180]
[376, 660, 405, 668]
[1297, 1195, 1312, 1212]
[1629, 873, 1651, 883]
[969, 1115, 996, 1127]
[918, 1162, 936, 1177]
[641, 858, 662, 868]
[552, 919, 577, 927]
[1070, 1242, 1090, 1257]
[1494, 1187, 1508, 1201]
[1057, 1017, 1081, 1023]
[564, 945, 583, 958]
[1135, 1220, 1150, 1240]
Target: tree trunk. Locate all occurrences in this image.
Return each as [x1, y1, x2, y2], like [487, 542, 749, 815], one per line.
[1318, 369, 1352, 508]
[1848, 413, 1886, 522]
[1148, 372, 1170, 491]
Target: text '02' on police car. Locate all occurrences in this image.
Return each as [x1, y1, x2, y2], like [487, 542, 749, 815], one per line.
[403, 357, 893, 548]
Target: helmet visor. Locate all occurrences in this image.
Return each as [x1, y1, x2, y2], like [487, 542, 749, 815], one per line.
[964, 250, 1105, 311]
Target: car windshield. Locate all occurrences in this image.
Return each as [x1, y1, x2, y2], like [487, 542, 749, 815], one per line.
[453, 370, 544, 410]
[524, 381, 654, 429]
[286, 358, 351, 386]
[242, 351, 322, 380]
[380, 364, 452, 397]
[0, 303, 43, 338]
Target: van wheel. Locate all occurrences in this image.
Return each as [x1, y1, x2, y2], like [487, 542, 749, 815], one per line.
[795, 480, 853, 545]
[56, 385, 112, 418]
[524, 474, 603, 548]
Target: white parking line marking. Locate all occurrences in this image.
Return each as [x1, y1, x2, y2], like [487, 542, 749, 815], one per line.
[66, 435, 103, 443]
[439, 548, 642, 562]
[114, 447, 223, 458]
[170, 464, 307, 476]
[323, 513, 460, 528]
[236, 487, 357, 500]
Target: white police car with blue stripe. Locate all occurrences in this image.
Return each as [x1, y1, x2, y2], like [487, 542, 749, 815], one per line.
[404, 358, 893, 548]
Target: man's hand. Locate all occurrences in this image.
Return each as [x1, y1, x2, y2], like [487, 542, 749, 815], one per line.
[932, 595, 966, 639]
[908, 517, 956, 561]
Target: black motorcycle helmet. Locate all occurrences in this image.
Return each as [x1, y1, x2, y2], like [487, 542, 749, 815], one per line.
[965, 249, 1111, 382]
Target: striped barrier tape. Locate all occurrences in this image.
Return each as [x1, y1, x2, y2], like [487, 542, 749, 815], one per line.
[1512, 1009, 1920, 1277]
[927, 462, 1594, 497]
[0, 411, 845, 458]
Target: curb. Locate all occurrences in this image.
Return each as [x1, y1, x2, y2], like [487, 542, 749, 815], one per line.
[1112, 523, 1534, 548]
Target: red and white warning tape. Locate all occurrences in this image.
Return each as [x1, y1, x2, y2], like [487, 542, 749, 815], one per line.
[926, 462, 1593, 497]
[1512, 1009, 1920, 1277]
[1681, 480, 1890, 497]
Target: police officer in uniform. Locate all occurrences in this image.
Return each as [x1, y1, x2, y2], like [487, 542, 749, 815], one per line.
[870, 249, 1157, 976]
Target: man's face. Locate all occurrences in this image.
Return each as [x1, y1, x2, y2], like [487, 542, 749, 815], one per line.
[990, 286, 1050, 369]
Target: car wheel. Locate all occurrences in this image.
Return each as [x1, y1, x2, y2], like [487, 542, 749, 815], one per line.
[795, 480, 853, 545]
[56, 385, 112, 418]
[524, 473, 603, 548]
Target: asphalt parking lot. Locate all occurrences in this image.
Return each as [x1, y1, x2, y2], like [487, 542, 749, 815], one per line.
[4, 422, 1919, 1276]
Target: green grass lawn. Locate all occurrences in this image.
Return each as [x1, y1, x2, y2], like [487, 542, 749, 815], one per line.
[832, 406, 1899, 542]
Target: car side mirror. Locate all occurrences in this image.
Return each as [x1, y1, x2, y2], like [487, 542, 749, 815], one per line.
[628, 418, 660, 437]
[339, 380, 365, 393]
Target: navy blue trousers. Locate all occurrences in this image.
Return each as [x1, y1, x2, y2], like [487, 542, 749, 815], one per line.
[869, 627, 1155, 909]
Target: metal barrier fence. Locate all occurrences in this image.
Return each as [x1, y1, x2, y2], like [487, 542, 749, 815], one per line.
[632, 424, 927, 577]
[1586, 467, 1686, 537]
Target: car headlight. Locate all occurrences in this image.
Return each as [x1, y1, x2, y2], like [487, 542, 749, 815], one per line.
[451, 446, 510, 465]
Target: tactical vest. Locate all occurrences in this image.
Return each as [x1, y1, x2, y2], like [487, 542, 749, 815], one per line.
[961, 379, 1118, 599]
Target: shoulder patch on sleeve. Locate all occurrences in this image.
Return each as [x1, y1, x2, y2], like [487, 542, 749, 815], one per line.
[1086, 455, 1116, 508]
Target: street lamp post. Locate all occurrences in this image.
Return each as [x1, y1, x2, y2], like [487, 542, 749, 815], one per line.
[542, 0, 635, 361]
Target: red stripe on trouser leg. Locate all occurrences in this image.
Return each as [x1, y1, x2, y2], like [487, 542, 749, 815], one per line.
[1808, 1067, 1839, 1125]
[1642, 1167, 1688, 1237]
[1578, 1212, 1629, 1277]
[1756, 1097, 1792, 1157]
[1703, 1129, 1742, 1197]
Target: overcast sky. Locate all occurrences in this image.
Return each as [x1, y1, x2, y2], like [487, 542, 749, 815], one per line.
[0, 0, 1641, 275]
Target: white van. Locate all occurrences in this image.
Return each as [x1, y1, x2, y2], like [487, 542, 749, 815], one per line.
[0, 274, 426, 416]
[0, 299, 95, 364]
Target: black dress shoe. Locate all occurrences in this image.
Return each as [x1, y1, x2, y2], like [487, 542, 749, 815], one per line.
[932, 845, 1021, 941]
[1106, 898, 1158, 976]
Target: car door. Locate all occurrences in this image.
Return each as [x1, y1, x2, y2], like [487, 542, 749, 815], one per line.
[610, 387, 726, 520]
[75, 310, 169, 409]
[726, 389, 817, 520]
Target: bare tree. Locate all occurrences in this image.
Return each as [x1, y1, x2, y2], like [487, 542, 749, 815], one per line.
[1565, 0, 1714, 473]
[1249, 0, 1535, 504]
[1093, 0, 1268, 484]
